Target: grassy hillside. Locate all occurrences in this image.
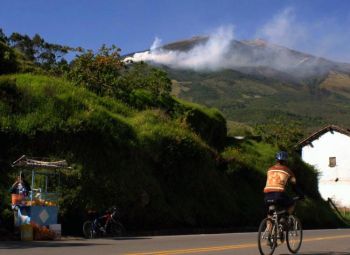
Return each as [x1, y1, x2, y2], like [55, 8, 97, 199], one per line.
[0, 73, 229, 233]
[0, 73, 343, 235]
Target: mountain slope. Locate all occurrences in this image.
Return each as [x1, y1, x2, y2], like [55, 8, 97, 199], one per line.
[320, 71, 350, 98]
[131, 37, 350, 131]
[158, 37, 350, 82]
[168, 68, 350, 130]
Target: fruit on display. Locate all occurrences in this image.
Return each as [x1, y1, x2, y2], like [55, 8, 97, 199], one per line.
[28, 199, 56, 206]
[31, 222, 56, 240]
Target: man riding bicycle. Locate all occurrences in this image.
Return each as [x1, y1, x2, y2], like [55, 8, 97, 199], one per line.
[264, 151, 304, 216]
[258, 151, 305, 255]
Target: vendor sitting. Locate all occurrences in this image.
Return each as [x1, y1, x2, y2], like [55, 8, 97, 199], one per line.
[10, 174, 31, 204]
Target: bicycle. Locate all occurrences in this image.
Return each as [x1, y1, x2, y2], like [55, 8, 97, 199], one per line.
[257, 197, 303, 255]
[83, 207, 125, 238]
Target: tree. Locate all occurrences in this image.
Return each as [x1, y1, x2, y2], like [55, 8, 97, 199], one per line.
[0, 28, 8, 44]
[9, 32, 35, 61]
[0, 41, 19, 74]
[255, 119, 303, 150]
[68, 45, 172, 101]
[119, 62, 171, 96]
[8, 32, 74, 72]
[68, 44, 125, 96]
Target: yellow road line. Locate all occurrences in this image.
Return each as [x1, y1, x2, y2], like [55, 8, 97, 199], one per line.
[126, 243, 256, 255]
[303, 234, 350, 242]
[125, 234, 350, 255]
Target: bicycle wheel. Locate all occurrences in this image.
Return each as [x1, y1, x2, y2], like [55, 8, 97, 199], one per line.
[83, 220, 95, 239]
[109, 221, 125, 237]
[258, 218, 277, 255]
[286, 215, 303, 253]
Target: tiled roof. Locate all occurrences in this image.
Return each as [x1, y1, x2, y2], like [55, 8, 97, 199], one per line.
[297, 125, 350, 148]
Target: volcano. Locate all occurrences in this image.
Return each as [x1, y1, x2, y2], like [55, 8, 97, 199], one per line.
[127, 37, 350, 132]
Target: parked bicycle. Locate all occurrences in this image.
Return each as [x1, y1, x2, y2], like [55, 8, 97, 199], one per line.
[257, 197, 303, 255]
[83, 207, 125, 238]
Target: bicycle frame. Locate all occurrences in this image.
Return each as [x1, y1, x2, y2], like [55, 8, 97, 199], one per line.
[258, 200, 303, 255]
[93, 209, 121, 234]
[83, 207, 124, 239]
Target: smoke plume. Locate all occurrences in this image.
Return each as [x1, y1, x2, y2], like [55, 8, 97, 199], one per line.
[124, 9, 350, 75]
[124, 26, 235, 71]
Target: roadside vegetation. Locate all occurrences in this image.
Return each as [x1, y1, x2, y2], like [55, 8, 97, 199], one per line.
[0, 29, 345, 235]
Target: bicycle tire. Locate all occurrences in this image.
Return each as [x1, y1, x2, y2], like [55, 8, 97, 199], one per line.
[258, 218, 277, 255]
[109, 221, 125, 237]
[286, 215, 303, 253]
[83, 220, 95, 239]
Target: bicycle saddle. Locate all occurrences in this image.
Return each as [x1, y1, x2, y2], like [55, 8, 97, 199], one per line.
[267, 202, 287, 215]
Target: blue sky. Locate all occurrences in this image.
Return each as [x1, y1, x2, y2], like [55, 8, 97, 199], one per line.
[1, 0, 350, 62]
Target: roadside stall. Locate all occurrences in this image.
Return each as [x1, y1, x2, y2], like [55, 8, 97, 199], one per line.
[11, 155, 69, 240]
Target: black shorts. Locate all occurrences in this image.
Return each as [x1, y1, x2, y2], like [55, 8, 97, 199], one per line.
[264, 192, 294, 208]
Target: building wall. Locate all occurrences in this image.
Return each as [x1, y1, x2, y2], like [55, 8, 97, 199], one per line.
[301, 131, 350, 207]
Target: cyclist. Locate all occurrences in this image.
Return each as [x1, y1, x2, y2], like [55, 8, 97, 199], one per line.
[264, 151, 304, 216]
[258, 151, 304, 254]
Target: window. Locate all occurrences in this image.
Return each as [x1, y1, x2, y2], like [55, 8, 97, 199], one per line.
[329, 157, 336, 167]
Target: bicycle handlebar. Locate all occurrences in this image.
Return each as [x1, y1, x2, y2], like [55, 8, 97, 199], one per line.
[292, 196, 304, 201]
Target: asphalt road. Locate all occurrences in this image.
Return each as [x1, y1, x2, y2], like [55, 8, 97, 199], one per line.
[0, 229, 350, 255]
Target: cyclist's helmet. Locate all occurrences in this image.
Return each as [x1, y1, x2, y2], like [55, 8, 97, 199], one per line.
[276, 151, 288, 161]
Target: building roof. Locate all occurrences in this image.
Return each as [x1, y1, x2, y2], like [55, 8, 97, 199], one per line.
[297, 125, 350, 148]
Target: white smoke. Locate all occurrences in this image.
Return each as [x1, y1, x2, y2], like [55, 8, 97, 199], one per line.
[150, 37, 162, 51]
[124, 26, 235, 71]
[257, 7, 350, 63]
[124, 24, 319, 74]
[124, 9, 350, 73]
[256, 7, 307, 50]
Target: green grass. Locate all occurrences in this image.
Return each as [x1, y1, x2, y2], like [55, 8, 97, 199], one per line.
[0, 73, 344, 234]
[222, 139, 277, 173]
[226, 120, 254, 136]
[0, 73, 232, 233]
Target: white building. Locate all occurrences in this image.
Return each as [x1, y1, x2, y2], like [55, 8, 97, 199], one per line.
[298, 125, 350, 208]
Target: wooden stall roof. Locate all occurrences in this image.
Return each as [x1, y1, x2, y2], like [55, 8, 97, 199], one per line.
[12, 155, 68, 169]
